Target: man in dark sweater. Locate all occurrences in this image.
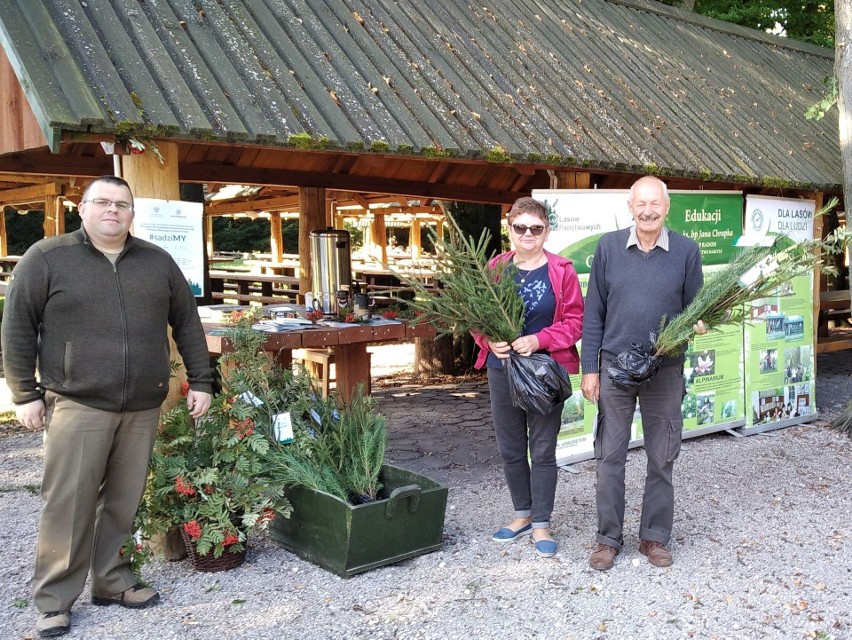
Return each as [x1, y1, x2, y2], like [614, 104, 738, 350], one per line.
[581, 176, 704, 571]
[2, 176, 214, 638]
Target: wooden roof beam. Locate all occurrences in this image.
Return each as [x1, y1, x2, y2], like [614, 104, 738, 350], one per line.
[206, 195, 300, 215]
[0, 181, 61, 206]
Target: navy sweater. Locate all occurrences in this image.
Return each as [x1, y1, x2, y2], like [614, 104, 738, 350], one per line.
[581, 228, 703, 374]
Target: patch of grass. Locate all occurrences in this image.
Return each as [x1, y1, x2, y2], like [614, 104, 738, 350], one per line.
[0, 484, 40, 495]
[0, 410, 19, 424]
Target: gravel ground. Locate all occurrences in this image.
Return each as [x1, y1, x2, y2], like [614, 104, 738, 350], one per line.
[1, 353, 851, 639]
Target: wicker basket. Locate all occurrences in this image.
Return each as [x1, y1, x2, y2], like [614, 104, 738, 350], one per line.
[180, 528, 246, 573]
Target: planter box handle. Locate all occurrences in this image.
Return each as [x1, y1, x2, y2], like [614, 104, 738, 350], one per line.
[385, 484, 421, 519]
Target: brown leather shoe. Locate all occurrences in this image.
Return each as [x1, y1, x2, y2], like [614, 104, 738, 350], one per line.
[639, 540, 673, 567]
[589, 543, 619, 571]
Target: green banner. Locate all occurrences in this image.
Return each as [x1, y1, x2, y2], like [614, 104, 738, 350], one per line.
[743, 273, 815, 429]
[667, 192, 743, 265]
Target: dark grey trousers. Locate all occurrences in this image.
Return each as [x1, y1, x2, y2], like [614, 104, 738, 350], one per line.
[488, 366, 563, 528]
[594, 355, 684, 549]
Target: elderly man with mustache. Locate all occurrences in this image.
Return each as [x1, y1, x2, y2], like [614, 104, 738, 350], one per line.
[581, 176, 705, 571]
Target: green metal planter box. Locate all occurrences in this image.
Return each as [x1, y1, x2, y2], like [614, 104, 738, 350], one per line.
[269, 464, 448, 578]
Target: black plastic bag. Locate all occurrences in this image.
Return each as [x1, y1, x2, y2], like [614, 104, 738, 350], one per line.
[505, 352, 572, 415]
[606, 332, 662, 391]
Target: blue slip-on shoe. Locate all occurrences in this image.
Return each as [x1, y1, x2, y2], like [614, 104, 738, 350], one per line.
[533, 538, 558, 557]
[491, 523, 533, 542]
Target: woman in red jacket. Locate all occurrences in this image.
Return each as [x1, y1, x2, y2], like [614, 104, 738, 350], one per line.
[472, 197, 584, 558]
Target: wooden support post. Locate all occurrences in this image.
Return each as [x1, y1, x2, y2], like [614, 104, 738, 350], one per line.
[54, 196, 66, 235]
[547, 170, 591, 189]
[410, 218, 422, 259]
[299, 187, 326, 301]
[0, 207, 7, 256]
[204, 210, 214, 259]
[812, 192, 825, 353]
[370, 213, 387, 264]
[270, 211, 283, 263]
[42, 194, 60, 237]
[120, 141, 187, 560]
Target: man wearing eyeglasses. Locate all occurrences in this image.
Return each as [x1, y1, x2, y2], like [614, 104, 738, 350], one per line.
[2, 175, 213, 638]
[581, 176, 705, 571]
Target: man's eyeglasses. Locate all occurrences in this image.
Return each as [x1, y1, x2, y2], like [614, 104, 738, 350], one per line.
[511, 224, 546, 236]
[83, 198, 134, 212]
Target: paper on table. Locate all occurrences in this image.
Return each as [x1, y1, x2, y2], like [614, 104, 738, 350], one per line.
[252, 320, 317, 333]
[365, 317, 403, 326]
[198, 304, 243, 320]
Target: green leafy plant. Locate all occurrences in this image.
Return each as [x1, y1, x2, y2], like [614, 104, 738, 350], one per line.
[134, 310, 311, 562]
[134, 308, 392, 569]
[266, 386, 387, 503]
[829, 401, 852, 437]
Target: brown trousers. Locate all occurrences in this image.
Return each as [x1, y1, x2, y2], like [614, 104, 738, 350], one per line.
[34, 392, 160, 612]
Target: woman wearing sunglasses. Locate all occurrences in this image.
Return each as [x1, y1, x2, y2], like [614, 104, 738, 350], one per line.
[472, 197, 584, 558]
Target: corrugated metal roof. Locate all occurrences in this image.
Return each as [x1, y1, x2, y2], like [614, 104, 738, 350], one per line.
[0, 0, 839, 189]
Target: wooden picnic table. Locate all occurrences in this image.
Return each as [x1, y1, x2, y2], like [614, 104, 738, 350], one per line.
[208, 269, 300, 304]
[0, 255, 22, 282]
[204, 318, 434, 401]
[352, 263, 436, 296]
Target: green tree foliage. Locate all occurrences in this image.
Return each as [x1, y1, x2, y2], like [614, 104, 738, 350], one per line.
[659, 1, 835, 48]
[3, 209, 81, 256]
[211, 217, 300, 253]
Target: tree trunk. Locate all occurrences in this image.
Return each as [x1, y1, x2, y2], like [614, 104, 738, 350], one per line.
[415, 334, 454, 374]
[836, 2, 852, 309]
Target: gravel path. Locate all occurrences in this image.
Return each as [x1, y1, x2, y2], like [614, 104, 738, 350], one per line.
[1, 351, 851, 639]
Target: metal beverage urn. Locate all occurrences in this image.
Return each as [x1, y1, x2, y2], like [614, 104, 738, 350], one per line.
[309, 228, 352, 314]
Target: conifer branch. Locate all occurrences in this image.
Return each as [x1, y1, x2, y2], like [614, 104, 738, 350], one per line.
[654, 198, 840, 356]
[392, 212, 524, 343]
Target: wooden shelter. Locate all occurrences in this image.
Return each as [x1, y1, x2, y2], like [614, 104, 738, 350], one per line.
[0, 0, 847, 348]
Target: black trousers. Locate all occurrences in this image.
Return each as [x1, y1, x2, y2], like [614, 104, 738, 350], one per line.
[488, 366, 563, 527]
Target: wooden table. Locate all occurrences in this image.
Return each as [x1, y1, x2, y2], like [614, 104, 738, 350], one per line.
[352, 264, 436, 297]
[816, 289, 852, 353]
[820, 290, 851, 311]
[205, 319, 434, 400]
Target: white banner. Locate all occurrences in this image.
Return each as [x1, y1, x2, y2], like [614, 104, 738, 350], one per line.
[533, 189, 631, 274]
[133, 198, 205, 296]
[744, 194, 815, 244]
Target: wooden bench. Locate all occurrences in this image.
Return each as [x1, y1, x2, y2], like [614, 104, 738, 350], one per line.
[816, 290, 852, 353]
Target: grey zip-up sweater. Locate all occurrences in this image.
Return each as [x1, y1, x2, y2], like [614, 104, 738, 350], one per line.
[1, 229, 214, 411]
[581, 227, 703, 374]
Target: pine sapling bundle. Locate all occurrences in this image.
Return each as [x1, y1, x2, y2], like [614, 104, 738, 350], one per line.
[394, 213, 525, 343]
